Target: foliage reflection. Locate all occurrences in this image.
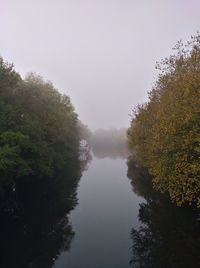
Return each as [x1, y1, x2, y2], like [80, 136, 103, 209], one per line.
[0, 158, 89, 268]
[127, 157, 200, 268]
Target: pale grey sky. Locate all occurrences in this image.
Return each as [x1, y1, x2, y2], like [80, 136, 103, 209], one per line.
[0, 0, 200, 129]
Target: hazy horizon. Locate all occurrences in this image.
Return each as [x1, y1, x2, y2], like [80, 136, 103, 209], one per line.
[1, 0, 200, 130]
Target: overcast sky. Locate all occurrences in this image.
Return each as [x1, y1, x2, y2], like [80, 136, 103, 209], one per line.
[0, 0, 200, 130]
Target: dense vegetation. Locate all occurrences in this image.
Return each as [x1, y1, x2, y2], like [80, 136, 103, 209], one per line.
[127, 35, 200, 207]
[0, 57, 88, 267]
[0, 57, 80, 198]
[78, 121, 92, 142]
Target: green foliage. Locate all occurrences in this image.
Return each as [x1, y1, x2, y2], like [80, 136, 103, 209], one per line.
[127, 34, 200, 207]
[0, 58, 80, 192]
[77, 121, 92, 141]
[0, 57, 84, 265]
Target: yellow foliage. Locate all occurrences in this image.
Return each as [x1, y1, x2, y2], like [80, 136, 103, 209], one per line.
[128, 34, 200, 207]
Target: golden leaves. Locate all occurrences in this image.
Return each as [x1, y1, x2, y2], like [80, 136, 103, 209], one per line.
[128, 35, 200, 207]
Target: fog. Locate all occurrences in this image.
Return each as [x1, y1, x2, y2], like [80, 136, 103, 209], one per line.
[91, 128, 129, 159]
[0, 0, 199, 129]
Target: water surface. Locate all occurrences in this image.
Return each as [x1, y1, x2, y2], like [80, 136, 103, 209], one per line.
[54, 154, 143, 268]
[1, 149, 200, 267]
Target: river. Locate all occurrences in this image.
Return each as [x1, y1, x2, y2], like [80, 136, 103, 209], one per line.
[0, 148, 199, 267]
[53, 148, 200, 268]
[54, 153, 143, 268]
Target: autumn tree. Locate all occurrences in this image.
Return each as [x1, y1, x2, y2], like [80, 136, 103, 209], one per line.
[127, 35, 200, 207]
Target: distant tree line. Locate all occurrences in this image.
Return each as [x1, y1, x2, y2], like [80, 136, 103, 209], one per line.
[0, 57, 81, 198]
[127, 35, 200, 207]
[91, 128, 129, 159]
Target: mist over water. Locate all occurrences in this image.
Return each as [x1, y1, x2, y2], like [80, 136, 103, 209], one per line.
[0, 1, 200, 267]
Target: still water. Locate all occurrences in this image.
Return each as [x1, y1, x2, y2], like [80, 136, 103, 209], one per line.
[1, 148, 200, 267]
[53, 150, 200, 268]
[54, 153, 143, 268]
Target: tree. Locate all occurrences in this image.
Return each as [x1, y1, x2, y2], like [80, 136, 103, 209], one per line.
[127, 34, 200, 207]
[0, 58, 80, 196]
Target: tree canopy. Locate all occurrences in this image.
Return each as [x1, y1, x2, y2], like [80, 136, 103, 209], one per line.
[127, 35, 200, 207]
[0, 58, 80, 196]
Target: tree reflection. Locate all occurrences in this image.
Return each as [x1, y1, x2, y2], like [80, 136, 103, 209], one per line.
[79, 150, 92, 171]
[92, 144, 129, 159]
[127, 157, 200, 268]
[0, 161, 84, 268]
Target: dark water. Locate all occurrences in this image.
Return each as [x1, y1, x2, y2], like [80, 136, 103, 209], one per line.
[0, 149, 200, 267]
[53, 152, 200, 268]
[54, 154, 143, 268]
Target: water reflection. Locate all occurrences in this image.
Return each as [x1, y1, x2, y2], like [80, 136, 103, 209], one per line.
[79, 150, 92, 171]
[127, 157, 200, 268]
[54, 149, 142, 268]
[2, 149, 199, 268]
[92, 144, 130, 159]
[0, 159, 87, 268]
